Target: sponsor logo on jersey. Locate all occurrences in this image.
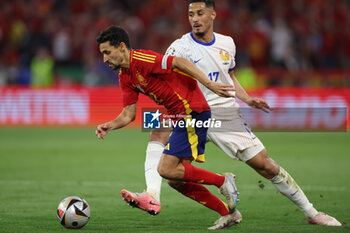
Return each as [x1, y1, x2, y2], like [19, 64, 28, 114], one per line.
[194, 58, 202, 64]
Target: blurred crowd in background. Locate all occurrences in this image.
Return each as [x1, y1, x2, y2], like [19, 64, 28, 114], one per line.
[0, 0, 349, 88]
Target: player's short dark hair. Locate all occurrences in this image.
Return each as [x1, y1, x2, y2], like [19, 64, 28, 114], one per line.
[189, 0, 215, 9]
[96, 26, 131, 49]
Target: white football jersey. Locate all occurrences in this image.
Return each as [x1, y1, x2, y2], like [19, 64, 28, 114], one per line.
[166, 32, 240, 119]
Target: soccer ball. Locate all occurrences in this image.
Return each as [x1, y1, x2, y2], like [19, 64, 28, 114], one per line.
[57, 196, 90, 229]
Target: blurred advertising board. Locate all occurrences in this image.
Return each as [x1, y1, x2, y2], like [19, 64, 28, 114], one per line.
[0, 87, 348, 131]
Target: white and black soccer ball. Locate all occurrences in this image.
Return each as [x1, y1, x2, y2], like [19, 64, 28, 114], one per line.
[57, 196, 90, 229]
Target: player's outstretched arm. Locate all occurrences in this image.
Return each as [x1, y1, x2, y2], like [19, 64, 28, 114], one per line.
[229, 71, 272, 113]
[95, 103, 137, 139]
[172, 57, 235, 98]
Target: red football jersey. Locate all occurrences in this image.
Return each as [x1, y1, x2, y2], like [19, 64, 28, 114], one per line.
[119, 49, 210, 118]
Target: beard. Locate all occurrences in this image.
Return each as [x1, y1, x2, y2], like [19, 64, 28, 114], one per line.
[111, 65, 119, 71]
[108, 62, 120, 70]
[194, 31, 205, 38]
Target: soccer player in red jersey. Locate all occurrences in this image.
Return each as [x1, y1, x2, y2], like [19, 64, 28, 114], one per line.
[95, 26, 240, 229]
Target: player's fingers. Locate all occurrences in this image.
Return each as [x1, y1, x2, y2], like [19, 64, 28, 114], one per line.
[259, 104, 272, 113]
[264, 103, 272, 110]
[221, 84, 235, 88]
[258, 99, 272, 110]
[263, 106, 272, 112]
[260, 102, 272, 112]
[251, 101, 267, 112]
[218, 84, 235, 91]
[96, 129, 106, 139]
[252, 99, 271, 112]
[222, 86, 235, 91]
[261, 107, 270, 113]
[220, 91, 235, 98]
[97, 125, 104, 132]
[102, 124, 111, 131]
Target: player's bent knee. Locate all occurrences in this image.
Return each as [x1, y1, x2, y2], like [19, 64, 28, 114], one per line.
[247, 149, 279, 179]
[157, 154, 183, 180]
[157, 165, 167, 178]
[264, 159, 279, 177]
[157, 163, 173, 179]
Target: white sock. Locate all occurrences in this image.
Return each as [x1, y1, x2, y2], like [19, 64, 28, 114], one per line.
[270, 167, 318, 218]
[145, 141, 164, 202]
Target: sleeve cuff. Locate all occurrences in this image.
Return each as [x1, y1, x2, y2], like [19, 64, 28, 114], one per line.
[228, 66, 235, 72]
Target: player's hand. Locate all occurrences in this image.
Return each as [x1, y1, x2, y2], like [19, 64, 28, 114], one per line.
[95, 122, 112, 139]
[246, 97, 272, 113]
[208, 81, 235, 98]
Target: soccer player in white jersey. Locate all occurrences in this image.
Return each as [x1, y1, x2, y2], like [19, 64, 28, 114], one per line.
[121, 0, 341, 227]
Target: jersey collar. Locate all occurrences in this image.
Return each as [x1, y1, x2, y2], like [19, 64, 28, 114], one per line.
[190, 32, 216, 46]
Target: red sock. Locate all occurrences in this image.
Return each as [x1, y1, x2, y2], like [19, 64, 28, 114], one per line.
[179, 182, 229, 216]
[182, 163, 225, 188]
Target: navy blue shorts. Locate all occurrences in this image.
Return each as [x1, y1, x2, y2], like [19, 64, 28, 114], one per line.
[163, 111, 211, 163]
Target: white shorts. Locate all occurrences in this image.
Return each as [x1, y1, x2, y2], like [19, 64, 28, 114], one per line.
[207, 115, 265, 162]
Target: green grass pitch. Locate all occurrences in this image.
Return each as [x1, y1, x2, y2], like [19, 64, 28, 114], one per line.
[0, 128, 349, 232]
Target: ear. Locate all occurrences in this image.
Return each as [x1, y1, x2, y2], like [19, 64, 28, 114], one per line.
[119, 42, 127, 51]
[118, 42, 130, 57]
[211, 10, 216, 20]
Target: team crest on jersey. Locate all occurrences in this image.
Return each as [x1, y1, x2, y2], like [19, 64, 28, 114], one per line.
[136, 71, 148, 86]
[166, 47, 176, 56]
[220, 50, 230, 65]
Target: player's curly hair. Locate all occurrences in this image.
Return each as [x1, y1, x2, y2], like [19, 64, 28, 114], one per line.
[96, 26, 131, 49]
[189, 0, 215, 9]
